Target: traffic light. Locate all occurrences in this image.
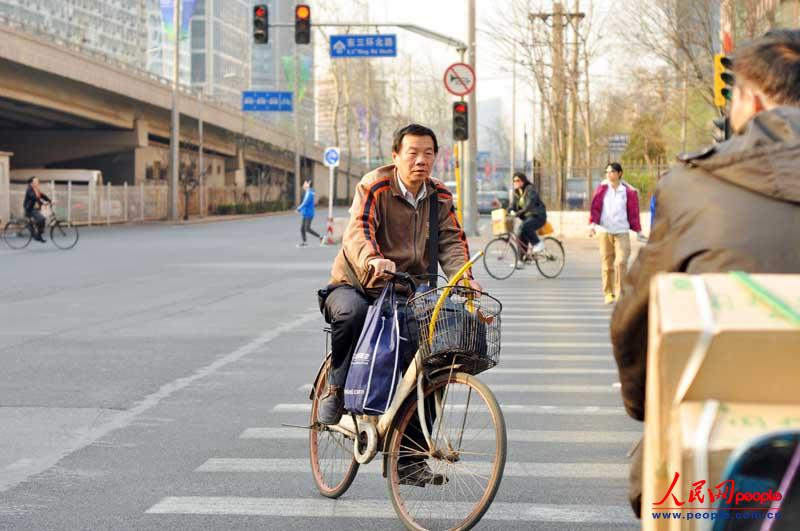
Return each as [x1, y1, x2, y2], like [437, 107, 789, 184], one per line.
[713, 53, 734, 108]
[294, 4, 311, 45]
[253, 5, 268, 44]
[453, 101, 469, 141]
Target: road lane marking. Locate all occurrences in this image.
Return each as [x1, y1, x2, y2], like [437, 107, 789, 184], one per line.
[501, 342, 611, 348]
[502, 315, 609, 321]
[297, 383, 619, 393]
[486, 368, 616, 375]
[271, 403, 624, 415]
[501, 322, 608, 328]
[146, 496, 634, 524]
[240, 427, 638, 442]
[194, 458, 628, 478]
[502, 354, 611, 362]
[0, 311, 319, 494]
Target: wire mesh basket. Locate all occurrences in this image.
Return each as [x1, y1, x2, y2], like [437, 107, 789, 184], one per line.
[408, 286, 502, 375]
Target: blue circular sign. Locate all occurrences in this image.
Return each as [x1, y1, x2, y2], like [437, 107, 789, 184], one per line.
[324, 147, 340, 167]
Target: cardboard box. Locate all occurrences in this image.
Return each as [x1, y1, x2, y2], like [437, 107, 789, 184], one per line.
[668, 402, 800, 531]
[642, 274, 800, 531]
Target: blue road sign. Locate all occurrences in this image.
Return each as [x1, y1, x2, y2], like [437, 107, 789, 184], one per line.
[330, 34, 397, 58]
[323, 147, 340, 167]
[242, 91, 293, 112]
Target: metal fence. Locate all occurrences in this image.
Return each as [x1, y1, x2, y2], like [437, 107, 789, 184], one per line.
[8, 182, 291, 225]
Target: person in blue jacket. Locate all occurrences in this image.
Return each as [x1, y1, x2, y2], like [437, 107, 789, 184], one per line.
[297, 180, 321, 247]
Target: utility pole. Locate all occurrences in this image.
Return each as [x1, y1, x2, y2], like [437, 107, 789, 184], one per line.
[566, 0, 580, 185]
[681, 62, 688, 153]
[168, 0, 180, 221]
[198, 87, 204, 217]
[463, 0, 478, 236]
[509, 45, 516, 207]
[529, 4, 584, 209]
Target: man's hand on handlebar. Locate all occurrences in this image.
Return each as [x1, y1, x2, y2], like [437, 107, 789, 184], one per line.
[368, 257, 397, 279]
[464, 278, 483, 294]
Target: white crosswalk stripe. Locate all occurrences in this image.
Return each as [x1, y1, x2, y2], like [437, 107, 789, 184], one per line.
[194, 458, 628, 478]
[271, 403, 625, 415]
[240, 428, 639, 443]
[146, 496, 634, 524]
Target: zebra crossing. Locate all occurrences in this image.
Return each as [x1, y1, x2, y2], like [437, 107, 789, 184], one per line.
[143, 263, 641, 529]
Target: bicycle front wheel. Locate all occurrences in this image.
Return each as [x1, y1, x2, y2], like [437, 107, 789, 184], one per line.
[387, 371, 506, 531]
[482, 237, 517, 280]
[534, 237, 565, 278]
[3, 220, 32, 249]
[50, 221, 79, 250]
[308, 356, 359, 498]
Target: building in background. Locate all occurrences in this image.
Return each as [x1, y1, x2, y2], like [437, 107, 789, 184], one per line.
[0, 0, 149, 68]
[189, 0, 251, 106]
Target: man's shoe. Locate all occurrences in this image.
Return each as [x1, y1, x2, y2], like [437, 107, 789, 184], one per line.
[604, 294, 615, 305]
[317, 385, 344, 425]
[398, 460, 448, 487]
[34, 234, 45, 243]
[296, 242, 308, 248]
[532, 241, 545, 254]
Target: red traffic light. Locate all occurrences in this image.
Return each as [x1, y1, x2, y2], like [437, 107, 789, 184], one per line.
[454, 103, 467, 113]
[296, 5, 310, 20]
[255, 6, 266, 17]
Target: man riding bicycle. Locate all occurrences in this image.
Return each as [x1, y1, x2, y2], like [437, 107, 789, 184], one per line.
[318, 123, 481, 484]
[24, 177, 51, 243]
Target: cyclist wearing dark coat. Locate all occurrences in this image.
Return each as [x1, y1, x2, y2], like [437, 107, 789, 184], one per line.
[508, 172, 547, 252]
[23, 177, 51, 242]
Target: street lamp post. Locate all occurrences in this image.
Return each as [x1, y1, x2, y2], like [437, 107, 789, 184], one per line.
[168, 0, 181, 221]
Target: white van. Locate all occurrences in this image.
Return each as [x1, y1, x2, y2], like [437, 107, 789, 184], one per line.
[10, 169, 103, 187]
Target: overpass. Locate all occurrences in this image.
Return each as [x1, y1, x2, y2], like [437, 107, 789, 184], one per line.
[0, 17, 366, 214]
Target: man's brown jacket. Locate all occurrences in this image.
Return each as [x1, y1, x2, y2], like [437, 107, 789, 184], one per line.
[329, 164, 472, 292]
[611, 106, 800, 421]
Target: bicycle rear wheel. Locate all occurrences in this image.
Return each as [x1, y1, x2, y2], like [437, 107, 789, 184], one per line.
[534, 237, 565, 278]
[482, 236, 517, 280]
[50, 221, 79, 250]
[308, 356, 359, 498]
[3, 220, 32, 249]
[386, 371, 506, 531]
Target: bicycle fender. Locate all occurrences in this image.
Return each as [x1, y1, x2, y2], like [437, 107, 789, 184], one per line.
[309, 353, 332, 401]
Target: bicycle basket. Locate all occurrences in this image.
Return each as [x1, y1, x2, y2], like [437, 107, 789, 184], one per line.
[408, 286, 502, 375]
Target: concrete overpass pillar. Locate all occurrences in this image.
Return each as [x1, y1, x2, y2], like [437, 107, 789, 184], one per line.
[225, 148, 245, 187]
[0, 152, 11, 223]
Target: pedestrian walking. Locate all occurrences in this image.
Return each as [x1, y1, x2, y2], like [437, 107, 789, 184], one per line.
[611, 29, 800, 518]
[297, 180, 321, 247]
[588, 163, 643, 304]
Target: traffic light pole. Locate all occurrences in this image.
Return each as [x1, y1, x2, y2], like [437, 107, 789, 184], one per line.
[294, 43, 301, 205]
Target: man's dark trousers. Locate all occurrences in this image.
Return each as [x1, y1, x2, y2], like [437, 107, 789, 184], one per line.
[324, 285, 372, 387]
[27, 210, 46, 237]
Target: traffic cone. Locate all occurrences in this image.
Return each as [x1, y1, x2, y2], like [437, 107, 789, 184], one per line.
[321, 217, 336, 246]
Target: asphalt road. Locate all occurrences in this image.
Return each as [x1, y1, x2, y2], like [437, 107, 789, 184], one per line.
[0, 211, 641, 530]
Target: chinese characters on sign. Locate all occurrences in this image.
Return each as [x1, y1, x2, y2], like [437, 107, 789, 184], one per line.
[330, 34, 397, 58]
[242, 91, 293, 112]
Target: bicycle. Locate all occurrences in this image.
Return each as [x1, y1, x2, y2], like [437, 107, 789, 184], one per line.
[3, 204, 79, 250]
[305, 254, 507, 531]
[482, 215, 565, 280]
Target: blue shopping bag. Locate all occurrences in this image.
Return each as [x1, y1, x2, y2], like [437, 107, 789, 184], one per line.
[344, 283, 403, 415]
